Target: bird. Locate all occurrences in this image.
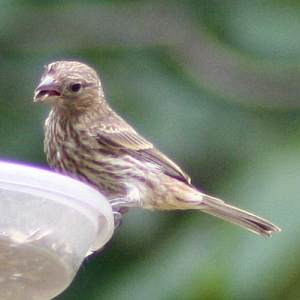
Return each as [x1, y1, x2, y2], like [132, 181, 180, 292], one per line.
[34, 60, 280, 236]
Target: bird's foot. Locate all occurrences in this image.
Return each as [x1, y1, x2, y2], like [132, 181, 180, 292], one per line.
[110, 199, 130, 229]
[112, 210, 123, 229]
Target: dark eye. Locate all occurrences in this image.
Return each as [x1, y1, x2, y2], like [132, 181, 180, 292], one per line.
[70, 83, 82, 92]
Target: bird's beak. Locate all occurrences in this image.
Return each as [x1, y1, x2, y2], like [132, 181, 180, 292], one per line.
[34, 76, 61, 103]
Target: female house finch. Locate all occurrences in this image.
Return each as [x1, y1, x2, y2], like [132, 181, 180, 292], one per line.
[34, 61, 280, 236]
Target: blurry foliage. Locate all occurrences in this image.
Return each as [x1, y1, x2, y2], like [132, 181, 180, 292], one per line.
[0, 0, 300, 299]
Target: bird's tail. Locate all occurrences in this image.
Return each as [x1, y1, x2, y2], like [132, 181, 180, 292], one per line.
[200, 195, 280, 236]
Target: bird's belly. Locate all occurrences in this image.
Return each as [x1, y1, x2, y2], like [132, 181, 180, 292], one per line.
[45, 140, 158, 200]
[45, 134, 196, 209]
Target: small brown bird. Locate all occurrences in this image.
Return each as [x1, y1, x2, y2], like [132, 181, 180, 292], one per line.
[34, 61, 280, 236]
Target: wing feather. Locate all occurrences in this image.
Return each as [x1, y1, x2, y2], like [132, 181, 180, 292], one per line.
[92, 113, 191, 184]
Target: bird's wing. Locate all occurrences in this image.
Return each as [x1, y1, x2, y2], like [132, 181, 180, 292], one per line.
[137, 147, 192, 184]
[92, 114, 191, 184]
[94, 122, 153, 150]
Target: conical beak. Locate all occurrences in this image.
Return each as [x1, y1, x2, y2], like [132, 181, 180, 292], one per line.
[34, 76, 61, 103]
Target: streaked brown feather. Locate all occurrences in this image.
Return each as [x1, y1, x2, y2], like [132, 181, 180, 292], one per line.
[92, 110, 191, 183]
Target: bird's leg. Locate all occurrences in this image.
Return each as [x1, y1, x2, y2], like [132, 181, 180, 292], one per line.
[109, 185, 142, 228]
[111, 207, 123, 229]
[109, 198, 131, 207]
[109, 198, 137, 211]
[109, 200, 130, 229]
[109, 183, 142, 208]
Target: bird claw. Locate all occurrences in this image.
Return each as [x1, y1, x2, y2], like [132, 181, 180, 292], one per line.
[110, 200, 129, 229]
[112, 210, 123, 229]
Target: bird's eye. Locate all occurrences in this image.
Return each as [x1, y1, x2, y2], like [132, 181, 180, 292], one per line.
[70, 83, 82, 93]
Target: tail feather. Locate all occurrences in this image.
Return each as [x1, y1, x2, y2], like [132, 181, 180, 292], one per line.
[201, 196, 280, 236]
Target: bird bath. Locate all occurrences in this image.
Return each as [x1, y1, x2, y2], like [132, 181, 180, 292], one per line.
[0, 161, 114, 300]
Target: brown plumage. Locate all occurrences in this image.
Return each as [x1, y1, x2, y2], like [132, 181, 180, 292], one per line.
[34, 61, 280, 236]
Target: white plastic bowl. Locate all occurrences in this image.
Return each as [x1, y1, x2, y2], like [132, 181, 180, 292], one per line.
[0, 161, 114, 300]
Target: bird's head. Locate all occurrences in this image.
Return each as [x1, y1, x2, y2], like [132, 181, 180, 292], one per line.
[34, 61, 104, 113]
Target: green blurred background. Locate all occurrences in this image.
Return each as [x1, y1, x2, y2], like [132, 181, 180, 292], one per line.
[1, 0, 300, 299]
